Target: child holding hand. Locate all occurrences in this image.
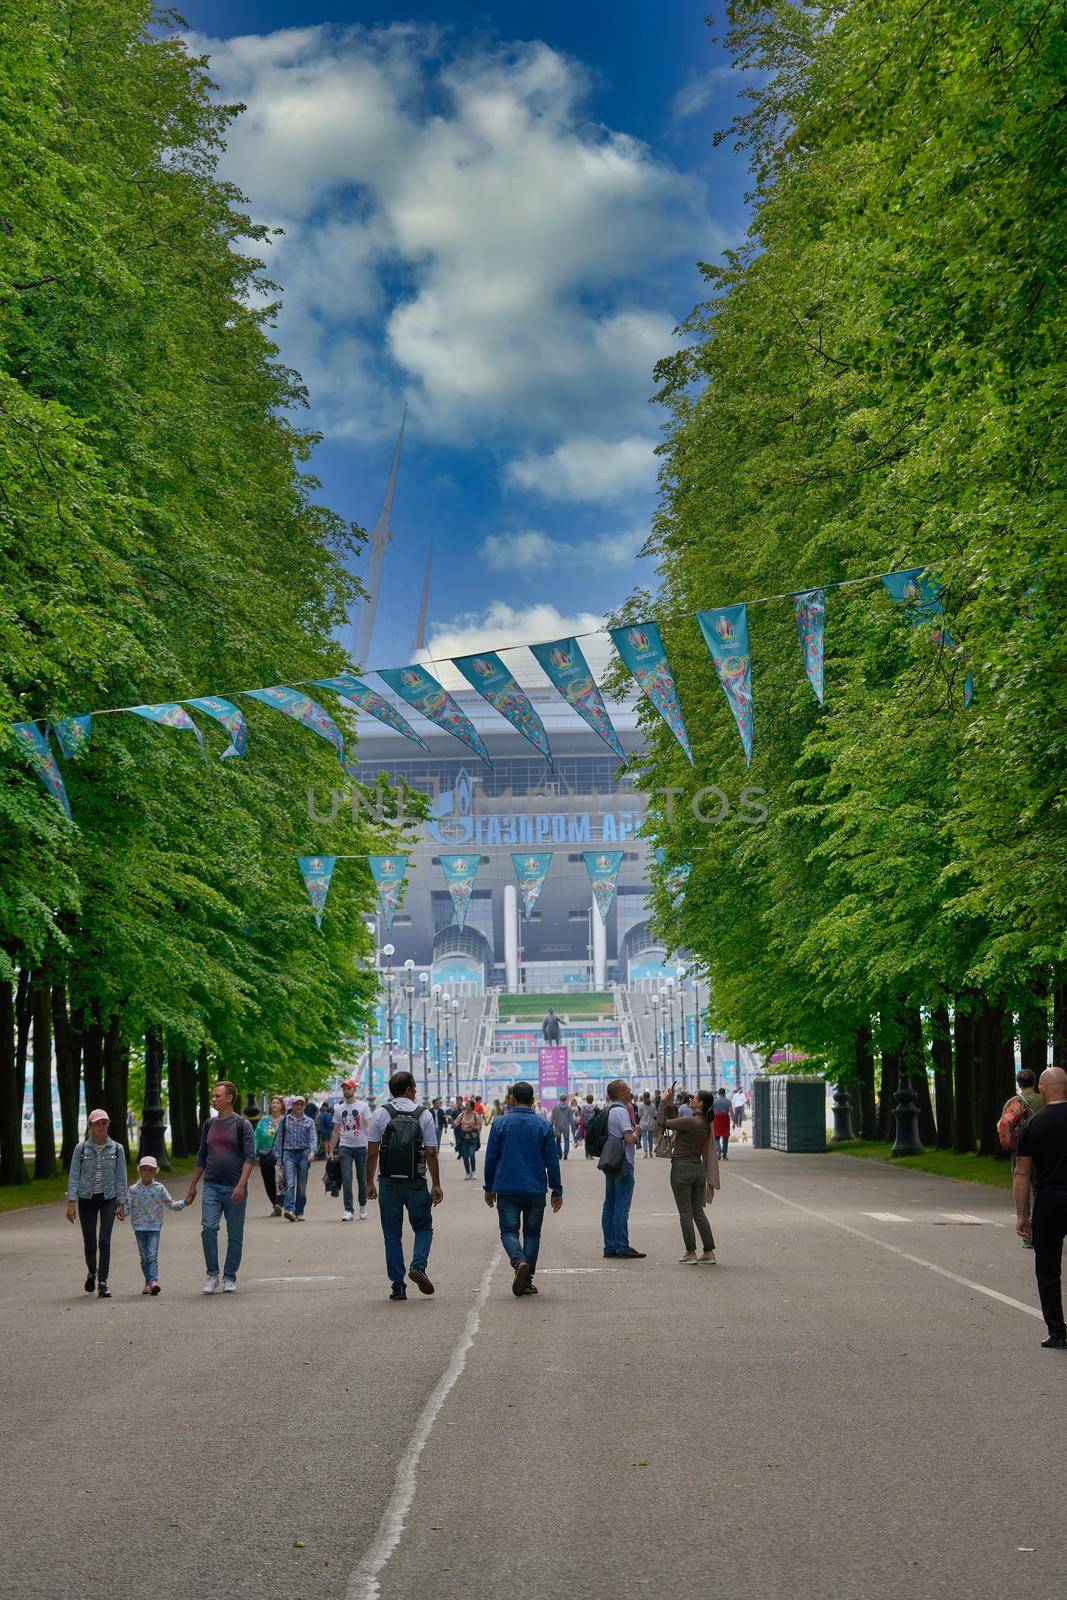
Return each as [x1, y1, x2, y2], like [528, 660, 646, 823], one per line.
[125, 1155, 185, 1294]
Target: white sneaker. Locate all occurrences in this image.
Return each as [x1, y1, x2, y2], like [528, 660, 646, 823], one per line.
[203, 1275, 220, 1294]
[222, 1277, 237, 1293]
[341, 1211, 354, 1221]
[358, 1206, 367, 1220]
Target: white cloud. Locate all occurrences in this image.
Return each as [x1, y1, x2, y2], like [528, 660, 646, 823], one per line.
[504, 436, 656, 502]
[187, 25, 708, 464]
[420, 600, 614, 688]
[672, 65, 741, 122]
[481, 527, 645, 572]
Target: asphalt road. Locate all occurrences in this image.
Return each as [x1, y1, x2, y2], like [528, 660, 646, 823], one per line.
[1, 1142, 1062, 1600]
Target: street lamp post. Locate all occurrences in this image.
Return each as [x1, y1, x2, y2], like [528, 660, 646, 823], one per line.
[692, 975, 702, 1090]
[451, 998, 460, 1098]
[364, 922, 377, 1095]
[432, 986, 443, 1100]
[677, 966, 688, 1092]
[419, 972, 430, 1102]
[661, 989, 676, 1087]
[403, 958, 415, 1081]
[383, 943, 396, 1070]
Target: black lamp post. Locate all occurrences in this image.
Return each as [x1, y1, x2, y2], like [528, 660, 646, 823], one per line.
[891, 1073, 924, 1156]
[403, 958, 416, 1080]
[692, 976, 702, 1090]
[433, 987, 443, 1100]
[419, 975, 430, 1102]
[382, 942, 396, 1070]
[677, 967, 688, 1092]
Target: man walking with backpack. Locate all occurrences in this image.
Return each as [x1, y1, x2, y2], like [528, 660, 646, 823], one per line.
[483, 1080, 563, 1297]
[366, 1070, 443, 1301]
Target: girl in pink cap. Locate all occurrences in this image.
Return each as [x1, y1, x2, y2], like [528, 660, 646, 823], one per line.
[65, 1110, 127, 1297]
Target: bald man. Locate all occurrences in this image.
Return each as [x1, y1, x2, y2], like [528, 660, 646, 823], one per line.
[1014, 1067, 1067, 1349]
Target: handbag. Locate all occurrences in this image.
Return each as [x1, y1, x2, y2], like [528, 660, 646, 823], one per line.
[654, 1127, 674, 1158]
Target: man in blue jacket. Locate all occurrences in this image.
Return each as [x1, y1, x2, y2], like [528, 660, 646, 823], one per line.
[483, 1080, 563, 1297]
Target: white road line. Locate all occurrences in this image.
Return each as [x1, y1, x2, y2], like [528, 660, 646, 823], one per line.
[734, 1174, 1041, 1321]
[346, 1254, 499, 1600]
[861, 1211, 908, 1223]
[938, 1212, 1004, 1227]
[256, 1274, 340, 1283]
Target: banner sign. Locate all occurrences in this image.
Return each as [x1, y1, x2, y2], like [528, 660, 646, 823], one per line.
[440, 852, 480, 930]
[511, 851, 552, 920]
[52, 714, 91, 761]
[654, 848, 691, 912]
[128, 702, 207, 762]
[882, 569, 971, 704]
[530, 637, 625, 762]
[243, 686, 346, 768]
[12, 721, 72, 820]
[453, 652, 553, 762]
[696, 604, 754, 766]
[377, 665, 492, 767]
[296, 854, 337, 928]
[538, 1045, 569, 1101]
[187, 696, 248, 759]
[792, 590, 825, 704]
[311, 675, 429, 749]
[368, 853, 409, 929]
[609, 621, 693, 764]
[583, 849, 623, 922]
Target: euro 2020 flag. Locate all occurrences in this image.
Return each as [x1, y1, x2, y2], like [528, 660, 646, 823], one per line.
[792, 590, 825, 704]
[311, 676, 429, 750]
[583, 849, 623, 923]
[243, 686, 347, 768]
[511, 852, 552, 920]
[377, 664, 492, 767]
[368, 853, 409, 930]
[187, 696, 248, 759]
[654, 847, 691, 912]
[440, 853, 480, 930]
[12, 721, 72, 820]
[529, 637, 625, 762]
[609, 621, 692, 763]
[52, 714, 91, 761]
[881, 569, 972, 705]
[453, 652, 553, 763]
[128, 701, 207, 762]
[297, 854, 337, 929]
[696, 604, 754, 766]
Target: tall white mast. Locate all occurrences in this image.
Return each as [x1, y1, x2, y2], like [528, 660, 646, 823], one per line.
[354, 407, 406, 669]
[410, 535, 433, 656]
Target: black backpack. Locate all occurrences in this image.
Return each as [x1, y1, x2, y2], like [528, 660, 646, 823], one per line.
[585, 1105, 613, 1158]
[379, 1104, 426, 1180]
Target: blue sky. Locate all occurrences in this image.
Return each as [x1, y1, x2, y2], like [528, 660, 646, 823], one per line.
[180, 3, 751, 678]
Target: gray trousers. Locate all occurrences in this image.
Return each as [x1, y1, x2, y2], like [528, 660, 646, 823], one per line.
[670, 1160, 715, 1252]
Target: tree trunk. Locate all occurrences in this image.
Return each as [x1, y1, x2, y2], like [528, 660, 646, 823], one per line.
[167, 1039, 189, 1160]
[81, 1020, 104, 1112]
[1051, 976, 1065, 1070]
[0, 978, 30, 1184]
[878, 1044, 898, 1141]
[182, 1051, 200, 1153]
[52, 984, 81, 1167]
[976, 998, 1010, 1158]
[930, 1004, 954, 1149]
[853, 1023, 877, 1138]
[901, 1007, 935, 1147]
[196, 1044, 209, 1127]
[1018, 980, 1048, 1079]
[31, 978, 55, 1179]
[953, 998, 976, 1154]
[103, 1016, 129, 1154]
[15, 966, 31, 1115]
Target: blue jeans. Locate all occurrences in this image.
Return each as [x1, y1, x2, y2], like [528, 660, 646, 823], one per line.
[339, 1145, 367, 1211]
[201, 1182, 247, 1279]
[459, 1137, 478, 1176]
[497, 1194, 546, 1277]
[378, 1177, 433, 1288]
[135, 1228, 160, 1284]
[641, 1127, 654, 1155]
[601, 1167, 635, 1254]
[282, 1150, 310, 1216]
[554, 1126, 571, 1158]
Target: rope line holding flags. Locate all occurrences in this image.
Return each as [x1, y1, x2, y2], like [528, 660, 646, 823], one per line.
[8, 563, 971, 821]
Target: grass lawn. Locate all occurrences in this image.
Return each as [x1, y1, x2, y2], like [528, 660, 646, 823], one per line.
[0, 1154, 202, 1215]
[497, 992, 614, 1020]
[828, 1139, 1011, 1188]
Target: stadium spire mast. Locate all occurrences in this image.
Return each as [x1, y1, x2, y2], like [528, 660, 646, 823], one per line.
[410, 535, 433, 656]
[354, 406, 406, 669]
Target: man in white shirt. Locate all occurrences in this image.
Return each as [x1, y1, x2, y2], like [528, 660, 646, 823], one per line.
[328, 1078, 372, 1221]
[366, 1071, 443, 1301]
[731, 1087, 747, 1128]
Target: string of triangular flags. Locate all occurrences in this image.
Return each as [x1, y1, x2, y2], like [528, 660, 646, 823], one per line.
[10, 566, 968, 821]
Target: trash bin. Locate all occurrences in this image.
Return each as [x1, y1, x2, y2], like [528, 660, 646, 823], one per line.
[768, 1075, 826, 1153]
[752, 1075, 771, 1148]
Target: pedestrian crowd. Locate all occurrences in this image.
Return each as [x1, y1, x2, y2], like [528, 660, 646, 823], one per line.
[60, 1063, 1067, 1350]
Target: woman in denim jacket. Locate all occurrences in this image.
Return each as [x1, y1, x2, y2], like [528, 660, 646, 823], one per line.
[65, 1109, 127, 1297]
